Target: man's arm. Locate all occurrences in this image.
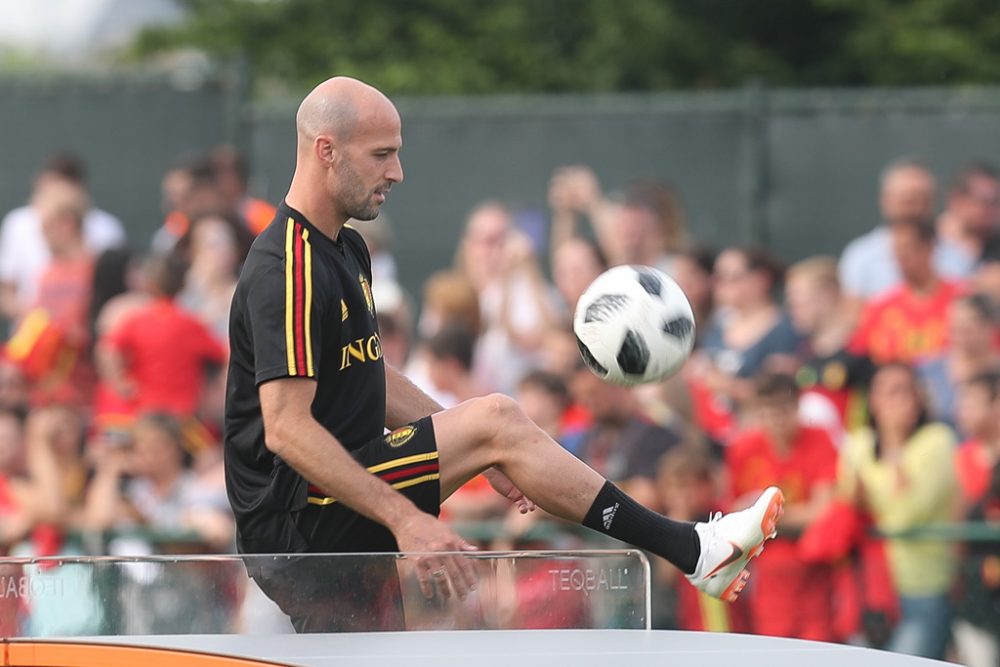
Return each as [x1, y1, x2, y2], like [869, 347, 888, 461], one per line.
[260, 376, 476, 597]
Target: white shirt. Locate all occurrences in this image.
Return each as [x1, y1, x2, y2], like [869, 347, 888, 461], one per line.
[0, 204, 125, 304]
[838, 225, 974, 299]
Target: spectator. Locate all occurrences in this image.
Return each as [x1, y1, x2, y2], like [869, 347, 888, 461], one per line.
[424, 325, 485, 406]
[784, 256, 874, 436]
[653, 447, 744, 633]
[569, 364, 681, 509]
[918, 294, 1000, 430]
[551, 236, 607, 317]
[84, 412, 233, 550]
[0, 153, 125, 323]
[838, 158, 969, 317]
[179, 213, 244, 340]
[87, 248, 141, 353]
[352, 211, 398, 284]
[726, 372, 838, 641]
[839, 363, 958, 660]
[89, 250, 151, 437]
[548, 165, 605, 262]
[670, 246, 716, 336]
[696, 247, 802, 409]
[937, 162, 1000, 267]
[209, 145, 278, 237]
[375, 298, 414, 371]
[0, 407, 61, 636]
[953, 461, 1000, 667]
[605, 180, 687, 273]
[849, 219, 962, 365]
[416, 270, 481, 341]
[0, 408, 60, 550]
[406, 270, 480, 406]
[10, 180, 97, 407]
[456, 202, 556, 394]
[0, 359, 27, 413]
[96, 254, 226, 423]
[152, 156, 234, 254]
[548, 166, 686, 273]
[30, 405, 88, 534]
[516, 369, 584, 452]
[953, 371, 1000, 509]
[973, 253, 1000, 306]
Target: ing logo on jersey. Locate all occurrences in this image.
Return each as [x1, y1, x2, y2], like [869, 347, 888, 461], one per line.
[385, 425, 417, 448]
[341, 299, 349, 321]
[359, 274, 374, 316]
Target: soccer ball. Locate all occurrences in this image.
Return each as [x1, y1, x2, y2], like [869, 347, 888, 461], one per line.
[573, 265, 695, 386]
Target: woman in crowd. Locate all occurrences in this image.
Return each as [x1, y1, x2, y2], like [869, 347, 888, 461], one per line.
[551, 236, 607, 317]
[839, 363, 959, 659]
[455, 202, 557, 394]
[179, 212, 244, 340]
[689, 247, 801, 440]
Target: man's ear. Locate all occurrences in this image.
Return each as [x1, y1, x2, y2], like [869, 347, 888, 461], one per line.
[314, 135, 336, 165]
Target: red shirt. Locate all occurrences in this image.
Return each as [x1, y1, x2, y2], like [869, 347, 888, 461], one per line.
[34, 255, 94, 343]
[956, 439, 995, 505]
[849, 280, 961, 364]
[104, 298, 226, 417]
[726, 425, 838, 640]
[727, 425, 838, 506]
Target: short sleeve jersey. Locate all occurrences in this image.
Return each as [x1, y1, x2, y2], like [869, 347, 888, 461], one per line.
[224, 203, 386, 545]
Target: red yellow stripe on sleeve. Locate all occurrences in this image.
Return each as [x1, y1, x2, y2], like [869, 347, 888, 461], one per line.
[284, 218, 315, 377]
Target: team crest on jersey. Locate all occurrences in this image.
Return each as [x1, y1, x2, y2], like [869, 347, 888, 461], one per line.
[385, 425, 417, 448]
[359, 274, 375, 316]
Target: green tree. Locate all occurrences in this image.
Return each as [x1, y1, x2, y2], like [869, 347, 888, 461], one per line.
[133, 0, 1000, 96]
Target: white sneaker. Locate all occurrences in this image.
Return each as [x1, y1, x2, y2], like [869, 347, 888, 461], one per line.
[685, 486, 784, 602]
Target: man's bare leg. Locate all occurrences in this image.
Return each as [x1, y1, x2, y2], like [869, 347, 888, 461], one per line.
[431, 393, 783, 602]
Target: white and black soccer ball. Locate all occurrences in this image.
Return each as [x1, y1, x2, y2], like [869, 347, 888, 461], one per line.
[573, 265, 696, 386]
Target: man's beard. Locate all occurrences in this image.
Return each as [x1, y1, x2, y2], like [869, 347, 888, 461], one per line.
[340, 159, 381, 221]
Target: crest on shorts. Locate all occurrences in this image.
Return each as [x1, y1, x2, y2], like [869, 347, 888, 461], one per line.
[385, 425, 417, 448]
[359, 274, 375, 316]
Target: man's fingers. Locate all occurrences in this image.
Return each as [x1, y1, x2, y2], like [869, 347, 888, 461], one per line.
[418, 568, 434, 599]
[433, 564, 453, 599]
[454, 547, 478, 594]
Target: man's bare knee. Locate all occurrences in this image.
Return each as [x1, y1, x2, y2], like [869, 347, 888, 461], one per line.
[468, 393, 529, 446]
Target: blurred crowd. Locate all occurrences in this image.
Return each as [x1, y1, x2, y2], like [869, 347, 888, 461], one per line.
[2, 150, 1000, 662]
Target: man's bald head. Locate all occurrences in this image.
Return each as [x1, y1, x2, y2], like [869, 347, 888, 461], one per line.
[286, 76, 404, 228]
[296, 76, 395, 144]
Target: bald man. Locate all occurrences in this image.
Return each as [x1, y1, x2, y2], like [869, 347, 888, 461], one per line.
[225, 77, 783, 631]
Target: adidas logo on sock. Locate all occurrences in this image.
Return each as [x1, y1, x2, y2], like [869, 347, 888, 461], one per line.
[602, 503, 619, 530]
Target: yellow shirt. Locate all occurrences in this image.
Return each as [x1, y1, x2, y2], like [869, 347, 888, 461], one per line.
[839, 423, 958, 597]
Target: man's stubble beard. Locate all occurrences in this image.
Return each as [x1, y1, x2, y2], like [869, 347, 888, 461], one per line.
[337, 158, 380, 221]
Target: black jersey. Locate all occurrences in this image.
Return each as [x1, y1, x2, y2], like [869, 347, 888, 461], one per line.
[224, 202, 386, 550]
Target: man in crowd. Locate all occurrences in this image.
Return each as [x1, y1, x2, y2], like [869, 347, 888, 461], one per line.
[0, 153, 124, 323]
[838, 158, 970, 318]
[850, 218, 962, 364]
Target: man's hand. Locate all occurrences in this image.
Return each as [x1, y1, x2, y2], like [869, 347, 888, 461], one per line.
[392, 511, 479, 600]
[483, 467, 536, 514]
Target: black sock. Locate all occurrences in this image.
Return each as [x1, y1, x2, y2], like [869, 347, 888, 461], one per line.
[582, 481, 701, 574]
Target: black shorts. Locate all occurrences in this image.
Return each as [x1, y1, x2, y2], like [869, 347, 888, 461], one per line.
[294, 415, 441, 553]
[245, 416, 441, 632]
